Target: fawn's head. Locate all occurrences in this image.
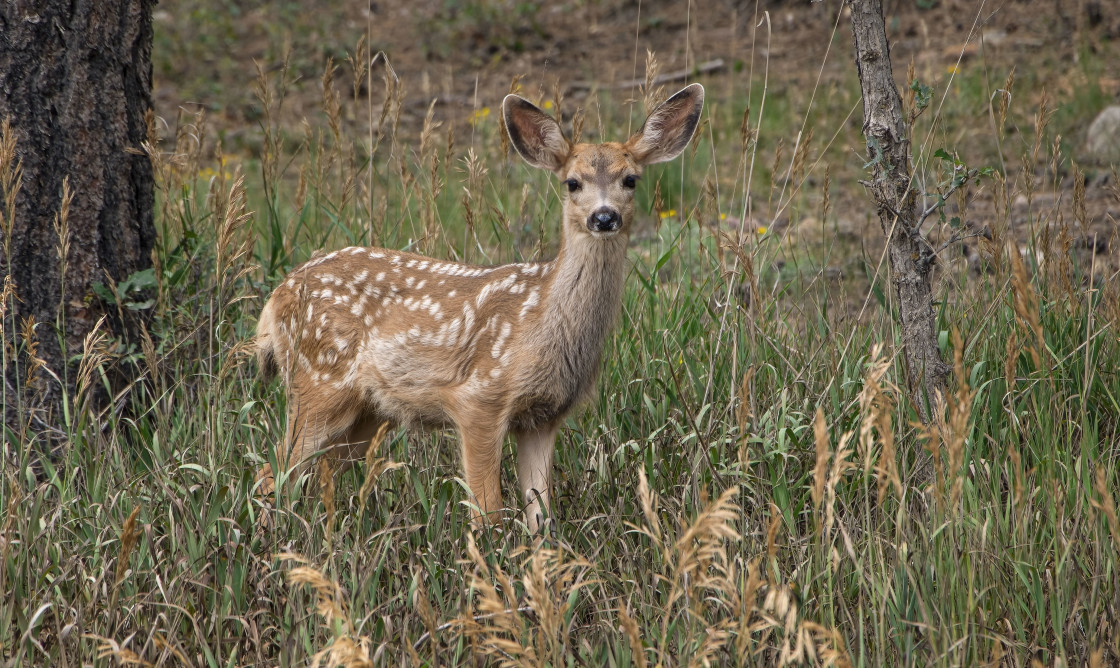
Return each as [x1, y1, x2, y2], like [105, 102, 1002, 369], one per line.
[503, 84, 705, 240]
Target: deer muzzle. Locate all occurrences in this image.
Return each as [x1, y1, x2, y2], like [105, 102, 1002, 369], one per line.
[588, 207, 621, 233]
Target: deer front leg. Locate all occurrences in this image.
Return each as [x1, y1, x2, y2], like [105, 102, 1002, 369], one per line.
[515, 423, 558, 534]
[458, 423, 506, 527]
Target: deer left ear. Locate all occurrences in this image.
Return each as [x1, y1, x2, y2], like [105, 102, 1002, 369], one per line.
[625, 83, 705, 166]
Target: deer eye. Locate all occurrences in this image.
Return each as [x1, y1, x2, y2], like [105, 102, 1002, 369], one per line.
[622, 174, 638, 189]
[564, 178, 581, 193]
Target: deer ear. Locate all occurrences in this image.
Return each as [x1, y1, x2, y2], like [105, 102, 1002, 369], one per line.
[625, 83, 705, 165]
[503, 95, 571, 173]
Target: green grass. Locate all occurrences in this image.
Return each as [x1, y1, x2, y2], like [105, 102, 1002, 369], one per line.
[3, 29, 1120, 667]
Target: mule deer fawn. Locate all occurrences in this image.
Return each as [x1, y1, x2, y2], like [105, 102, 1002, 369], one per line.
[256, 84, 704, 532]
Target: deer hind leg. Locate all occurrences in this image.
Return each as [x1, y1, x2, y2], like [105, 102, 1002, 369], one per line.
[515, 423, 558, 534]
[255, 409, 304, 497]
[320, 412, 393, 480]
[257, 392, 358, 496]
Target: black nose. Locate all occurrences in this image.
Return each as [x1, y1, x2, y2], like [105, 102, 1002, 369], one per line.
[588, 207, 621, 232]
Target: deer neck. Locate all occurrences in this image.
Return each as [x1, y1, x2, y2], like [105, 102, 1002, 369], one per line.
[531, 230, 629, 396]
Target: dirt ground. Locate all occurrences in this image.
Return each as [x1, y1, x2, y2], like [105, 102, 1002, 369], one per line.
[154, 0, 1120, 299]
[155, 0, 1119, 145]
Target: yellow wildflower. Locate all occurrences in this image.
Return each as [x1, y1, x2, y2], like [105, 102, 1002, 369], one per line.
[470, 107, 491, 124]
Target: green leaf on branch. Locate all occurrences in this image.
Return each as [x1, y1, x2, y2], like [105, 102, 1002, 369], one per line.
[933, 148, 960, 165]
[863, 137, 885, 170]
[92, 267, 159, 311]
[910, 80, 933, 112]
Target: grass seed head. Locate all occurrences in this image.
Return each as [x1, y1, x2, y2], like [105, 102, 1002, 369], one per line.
[617, 604, 646, 668]
[997, 67, 1015, 134]
[812, 407, 829, 510]
[1009, 240, 1044, 369]
[1091, 468, 1120, 556]
[641, 49, 664, 116]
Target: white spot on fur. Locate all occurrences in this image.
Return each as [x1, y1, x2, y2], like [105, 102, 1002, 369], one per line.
[463, 304, 475, 335]
[520, 288, 540, 319]
[447, 318, 461, 346]
[491, 321, 512, 358]
[476, 274, 518, 308]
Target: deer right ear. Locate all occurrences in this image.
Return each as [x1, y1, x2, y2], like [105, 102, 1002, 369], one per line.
[503, 95, 571, 173]
[626, 83, 705, 166]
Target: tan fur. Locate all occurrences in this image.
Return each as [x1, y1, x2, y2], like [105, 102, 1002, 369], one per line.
[256, 84, 705, 532]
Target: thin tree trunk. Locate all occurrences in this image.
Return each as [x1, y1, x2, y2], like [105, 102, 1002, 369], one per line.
[849, 0, 950, 421]
[0, 0, 157, 429]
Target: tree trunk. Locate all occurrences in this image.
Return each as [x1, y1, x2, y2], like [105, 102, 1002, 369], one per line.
[849, 0, 950, 422]
[0, 0, 157, 428]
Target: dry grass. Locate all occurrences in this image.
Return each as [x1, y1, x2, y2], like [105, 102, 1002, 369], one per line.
[2, 6, 1120, 665]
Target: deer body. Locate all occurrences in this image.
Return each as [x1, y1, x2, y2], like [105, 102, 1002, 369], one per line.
[256, 84, 704, 532]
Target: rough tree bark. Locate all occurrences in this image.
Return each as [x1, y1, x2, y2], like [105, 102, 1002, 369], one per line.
[849, 0, 950, 422]
[0, 0, 157, 427]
